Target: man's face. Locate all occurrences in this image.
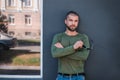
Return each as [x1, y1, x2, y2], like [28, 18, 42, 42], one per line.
[65, 14, 79, 32]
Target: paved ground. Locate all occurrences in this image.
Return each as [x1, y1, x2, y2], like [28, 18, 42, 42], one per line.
[0, 65, 40, 70]
[11, 45, 40, 52]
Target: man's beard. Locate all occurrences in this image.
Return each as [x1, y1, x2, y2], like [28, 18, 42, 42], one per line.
[66, 25, 78, 32]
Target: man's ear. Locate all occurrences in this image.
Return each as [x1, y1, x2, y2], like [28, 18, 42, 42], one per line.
[64, 19, 66, 24]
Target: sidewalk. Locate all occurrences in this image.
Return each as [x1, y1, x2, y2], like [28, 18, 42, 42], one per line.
[11, 46, 40, 52]
[0, 65, 40, 70]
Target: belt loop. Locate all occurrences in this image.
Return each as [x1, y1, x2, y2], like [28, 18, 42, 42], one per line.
[77, 73, 78, 76]
[69, 75, 72, 80]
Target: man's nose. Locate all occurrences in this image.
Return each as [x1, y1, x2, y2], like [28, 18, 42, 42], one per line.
[72, 21, 75, 24]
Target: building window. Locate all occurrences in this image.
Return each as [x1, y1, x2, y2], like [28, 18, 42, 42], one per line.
[25, 32, 31, 36]
[25, 15, 32, 25]
[23, 0, 32, 7]
[8, 14, 15, 25]
[9, 31, 15, 36]
[8, 0, 16, 7]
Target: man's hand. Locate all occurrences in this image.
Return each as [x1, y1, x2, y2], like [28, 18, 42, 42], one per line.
[73, 40, 84, 50]
[54, 42, 64, 48]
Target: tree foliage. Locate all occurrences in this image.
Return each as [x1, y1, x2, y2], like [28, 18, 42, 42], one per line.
[0, 12, 8, 33]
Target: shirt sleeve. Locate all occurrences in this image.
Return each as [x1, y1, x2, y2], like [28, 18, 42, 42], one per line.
[66, 34, 90, 61]
[51, 34, 75, 58]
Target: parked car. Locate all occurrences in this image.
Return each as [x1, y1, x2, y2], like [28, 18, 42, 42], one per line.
[0, 32, 18, 50]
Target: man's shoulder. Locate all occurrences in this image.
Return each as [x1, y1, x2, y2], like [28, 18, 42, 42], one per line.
[54, 32, 64, 37]
[78, 33, 88, 38]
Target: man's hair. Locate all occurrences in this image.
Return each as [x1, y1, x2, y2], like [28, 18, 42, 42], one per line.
[65, 11, 80, 20]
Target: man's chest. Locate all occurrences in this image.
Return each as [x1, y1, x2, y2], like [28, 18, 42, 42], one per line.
[60, 36, 84, 47]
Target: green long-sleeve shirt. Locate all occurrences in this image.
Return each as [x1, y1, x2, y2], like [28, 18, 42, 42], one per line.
[51, 32, 90, 74]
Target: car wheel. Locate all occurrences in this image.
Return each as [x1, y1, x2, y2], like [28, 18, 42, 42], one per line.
[0, 44, 4, 50]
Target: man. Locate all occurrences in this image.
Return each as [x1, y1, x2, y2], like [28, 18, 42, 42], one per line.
[51, 11, 90, 80]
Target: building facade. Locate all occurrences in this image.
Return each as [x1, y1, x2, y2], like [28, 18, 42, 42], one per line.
[0, 0, 41, 39]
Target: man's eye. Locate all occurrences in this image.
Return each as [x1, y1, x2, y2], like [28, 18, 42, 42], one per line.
[69, 19, 73, 21]
[75, 20, 78, 22]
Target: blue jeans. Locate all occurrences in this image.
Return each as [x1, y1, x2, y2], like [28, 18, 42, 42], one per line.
[56, 74, 85, 80]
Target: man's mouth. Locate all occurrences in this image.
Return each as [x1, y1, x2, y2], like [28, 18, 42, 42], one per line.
[70, 25, 75, 27]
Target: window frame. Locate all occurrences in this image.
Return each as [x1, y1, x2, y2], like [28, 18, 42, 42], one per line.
[25, 15, 32, 25]
[9, 14, 15, 25]
[23, 0, 32, 7]
[7, 0, 16, 7]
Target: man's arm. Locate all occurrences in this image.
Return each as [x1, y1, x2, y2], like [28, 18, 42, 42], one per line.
[66, 34, 90, 61]
[51, 34, 75, 58]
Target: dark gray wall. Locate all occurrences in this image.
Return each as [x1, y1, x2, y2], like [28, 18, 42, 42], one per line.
[43, 0, 120, 80]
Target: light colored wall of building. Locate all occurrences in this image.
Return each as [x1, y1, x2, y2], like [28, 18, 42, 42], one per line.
[0, 0, 41, 40]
